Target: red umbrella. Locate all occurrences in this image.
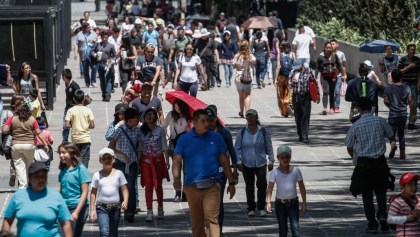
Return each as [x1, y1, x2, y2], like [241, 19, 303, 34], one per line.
[165, 91, 225, 126]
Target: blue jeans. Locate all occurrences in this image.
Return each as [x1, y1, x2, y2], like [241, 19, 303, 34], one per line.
[223, 64, 233, 86]
[162, 50, 169, 78]
[219, 172, 227, 232]
[255, 55, 267, 86]
[96, 204, 121, 237]
[83, 60, 97, 86]
[334, 75, 342, 108]
[179, 80, 198, 97]
[98, 64, 113, 99]
[275, 199, 300, 237]
[79, 60, 84, 75]
[406, 83, 418, 124]
[113, 159, 138, 216]
[62, 110, 69, 143]
[68, 205, 89, 237]
[388, 116, 407, 149]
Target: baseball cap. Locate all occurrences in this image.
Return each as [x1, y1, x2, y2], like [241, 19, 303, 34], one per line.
[28, 162, 49, 175]
[98, 148, 115, 160]
[205, 105, 217, 120]
[293, 59, 303, 70]
[135, 18, 142, 25]
[277, 144, 292, 156]
[223, 30, 231, 36]
[245, 109, 258, 116]
[400, 172, 420, 186]
[114, 103, 126, 115]
[142, 82, 153, 89]
[220, 12, 225, 16]
[167, 24, 175, 29]
[363, 60, 374, 69]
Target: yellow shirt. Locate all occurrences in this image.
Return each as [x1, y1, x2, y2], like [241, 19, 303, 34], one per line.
[31, 100, 41, 118]
[65, 105, 94, 144]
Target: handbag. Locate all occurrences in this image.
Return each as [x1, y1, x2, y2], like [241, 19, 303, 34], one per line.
[240, 60, 252, 85]
[308, 70, 319, 102]
[34, 148, 49, 162]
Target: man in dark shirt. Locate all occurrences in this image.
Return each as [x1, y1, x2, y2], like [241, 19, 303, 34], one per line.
[135, 44, 162, 96]
[130, 82, 164, 124]
[93, 31, 116, 102]
[215, 12, 228, 37]
[195, 28, 219, 89]
[398, 44, 420, 129]
[62, 68, 80, 142]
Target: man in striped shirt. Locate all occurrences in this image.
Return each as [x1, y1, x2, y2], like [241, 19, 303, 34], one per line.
[387, 172, 420, 237]
[345, 97, 394, 234]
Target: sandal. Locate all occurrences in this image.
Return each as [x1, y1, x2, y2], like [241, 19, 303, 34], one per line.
[238, 112, 244, 118]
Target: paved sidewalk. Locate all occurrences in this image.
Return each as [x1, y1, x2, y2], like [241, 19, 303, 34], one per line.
[0, 2, 418, 236]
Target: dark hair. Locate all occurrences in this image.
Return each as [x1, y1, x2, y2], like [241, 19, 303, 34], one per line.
[171, 99, 192, 122]
[101, 30, 110, 37]
[407, 44, 416, 51]
[58, 142, 82, 170]
[255, 31, 262, 37]
[15, 104, 32, 122]
[140, 108, 158, 135]
[330, 39, 338, 44]
[391, 69, 402, 82]
[10, 95, 24, 112]
[83, 11, 90, 16]
[17, 62, 30, 81]
[177, 27, 185, 33]
[73, 89, 85, 103]
[298, 25, 305, 30]
[193, 109, 208, 121]
[281, 41, 291, 52]
[359, 63, 371, 76]
[82, 22, 90, 29]
[29, 88, 38, 98]
[62, 68, 72, 80]
[228, 17, 236, 24]
[272, 10, 278, 16]
[357, 97, 372, 111]
[184, 43, 195, 55]
[124, 107, 140, 121]
[112, 27, 120, 33]
[125, 16, 133, 24]
[36, 116, 46, 125]
[324, 41, 331, 48]
[303, 20, 309, 26]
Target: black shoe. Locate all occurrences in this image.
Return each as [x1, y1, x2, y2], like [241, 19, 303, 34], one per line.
[366, 222, 378, 234]
[408, 123, 416, 130]
[104, 94, 111, 102]
[298, 136, 303, 142]
[125, 213, 135, 223]
[181, 192, 187, 202]
[9, 174, 16, 187]
[379, 218, 389, 231]
[303, 136, 309, 143]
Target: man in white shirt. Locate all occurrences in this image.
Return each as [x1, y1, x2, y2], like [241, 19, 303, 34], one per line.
[292, 25, 315, 68]
[83, 11, 96, 29]
[295, 20, 316, 52]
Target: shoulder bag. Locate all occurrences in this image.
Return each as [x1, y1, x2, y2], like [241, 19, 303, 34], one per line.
[240, 59, 252, 85]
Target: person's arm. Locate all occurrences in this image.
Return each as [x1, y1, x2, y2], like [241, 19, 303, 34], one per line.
[34, 128, 49, 152]
[33, 74, 46, 111]
[5, 65, 12, 86]
[400, 62, 416, 74]
[89, 187, 97, 221]
[168, 48, 175, 64]
[266, 182, 275, 212]
[384, 95, 390, 107]
[109, 139, 129, 163]
[151, 65, 162, 86]
[158, 109, 164, 125]
[347, 147, 354, 158]
[71, 183, 89, 222]
[264, 130, 275, 170]
[12, 79, 19, 95]
[120, 184, 129, 211]
[219, 153, 236, 199]
[173, 63, 181, 89]
[265, 41, 270, 59]
[312, 38, 316, 52]
[197, 64, 207, 90]
[2, 124, 10, 135]
[61, 221, 73, 237]
[233, 132, 243, 171]
[1, 218, 14, 233]
[172, 154, 182, 191]
[89, 119, 95, 129]
[341, 60, 347, 81]
[65, 119, 71, 128]
[298, 180, 307, 213]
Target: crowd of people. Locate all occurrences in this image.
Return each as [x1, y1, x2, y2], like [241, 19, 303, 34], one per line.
[0, 1, 419, 236]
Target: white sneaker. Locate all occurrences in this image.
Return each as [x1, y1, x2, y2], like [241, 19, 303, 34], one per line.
[259, 210, 267, 217]
[157, 206, 164, 219]
[145, 210, 154, 222]
[248, 210, 255, 216]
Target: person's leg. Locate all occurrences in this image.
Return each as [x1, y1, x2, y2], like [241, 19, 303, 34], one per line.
[259, 56, 267, 86]
[189, 81, 198, 97]
[141, 162, 154, 210]
[301, 95, 312, 140]
[62, 110, 69, 143]
[109, 206, 121, 237]
[83, 61, 90, 87]
[275, 201, 289, 237]
[126, 162, 138, 216]
[271, 59, 277, 84]
[387, 117, 397, 145]
[374, 185, 387, 221]
[219, 174, 227, 232]
[76, 143, 91, 168]
[212, 63, 221, 86]
[408, 83, 418, 125]
[202, 184, 221, 237]
[178, 81, 189, 94]
[288, 200, 301, 237]
[96, 205, 110, 237]
[255, 56, 261, 87]
[79, 60, 84, 76]
[223, 64, 229, 86]
[255, 165, 267, 211]
[361, 186, 377, 226]
[228, 65, 233, 86]
[242, 165, 256, 212]
[398, 116, 407, 149]
[328, 79, 337, 110]
[334, 75, 342, 109]
[105, 68, 114, 98]
[183, 186, 206, 237]
[293, 95, 303, 139]
[206, 62, 215, 88]
[91, 63, 98, 84]
[120, 71, 129, 93]
[11, 145, 28, 188]
[243, 89, 251, 113]
[238, 89, 245, 115]
[98, 65, 106, 99]
[72, 205, 88, 237]
[267, 59, 272, 83]
[162, 52, 169, 79]
[321, 77, 329, 111]
[21, 144, 35, 176]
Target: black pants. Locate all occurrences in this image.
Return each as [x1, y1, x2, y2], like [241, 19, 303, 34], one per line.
[242, 164, 267, 211]
[321, 77, 337, 109]
[292, 93, 311, 138]
[76, 143, 91, 168]
[358, 156, 388, 225]
[202, 60, 215, 87]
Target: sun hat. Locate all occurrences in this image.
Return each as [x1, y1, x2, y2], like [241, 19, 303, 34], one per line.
[199, 28, 211, 37]
[192, 29, 201, 38]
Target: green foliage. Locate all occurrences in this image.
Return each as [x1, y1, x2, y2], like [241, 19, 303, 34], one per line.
[310, 18, 370, 45]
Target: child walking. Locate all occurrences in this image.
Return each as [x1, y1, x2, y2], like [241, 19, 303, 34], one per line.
[34, 116, 53, 169]
[90, 148, 129, 237]
[388, 172, 420, 236]
[139, 108, 170, 222]
[266, 145, 307, 237]
[58, 142, 91, 237]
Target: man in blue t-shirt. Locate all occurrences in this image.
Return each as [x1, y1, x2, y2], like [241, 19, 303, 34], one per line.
[173, 109, 236, 237]
[384, 69, 413, 159]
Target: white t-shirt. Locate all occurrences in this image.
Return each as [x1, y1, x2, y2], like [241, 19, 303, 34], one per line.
[91, 169, 127, 204]
[295, 26, 316, 38]
[179, 55, 201, 83]
[87, 18, 96, 29]
[292, 34, 313, 59]
[269, 167, 303, 199]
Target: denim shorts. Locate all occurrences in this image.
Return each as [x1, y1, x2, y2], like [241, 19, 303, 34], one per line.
[236, 81, 252, 92]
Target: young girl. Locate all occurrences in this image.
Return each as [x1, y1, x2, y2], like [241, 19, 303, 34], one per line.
[34, 116, 54, 169]
[105, 103, 126, 141]
[162, 99, 192, 201]
[58, 142, 91, 237]
[139, 108, 170, 222]
[121, 70, 142, 107]
[90, 148, 129, 236]
[266, 145, 307, 237]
